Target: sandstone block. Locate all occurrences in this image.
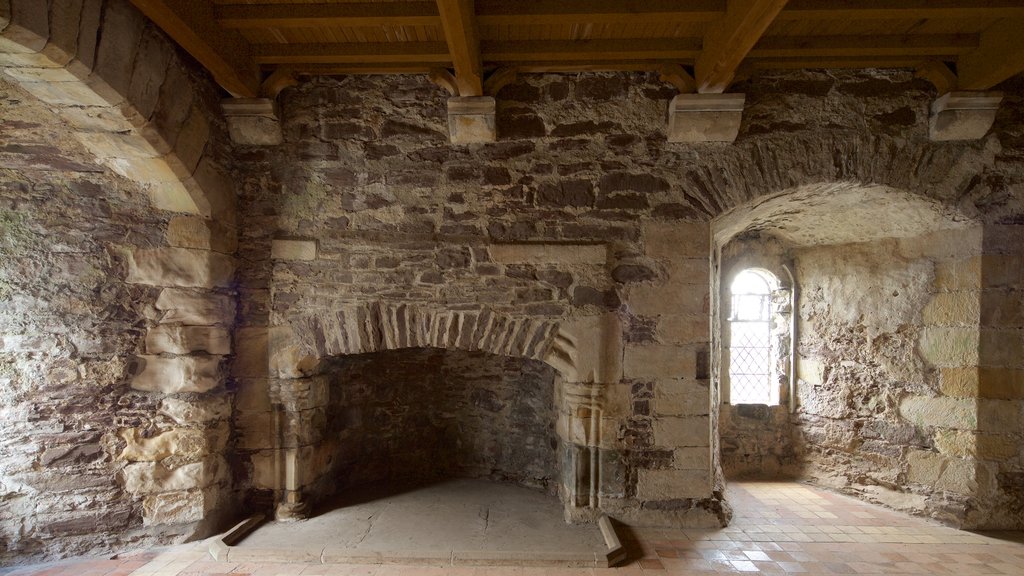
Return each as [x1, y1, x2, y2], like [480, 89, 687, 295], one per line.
[929, 92, 1002, 141]
[171, 105, 211, 178]
[235, 410, 273, 451]
[637, 469, 712, 500]
[40, 0, 82, 64]
[1, 0, 48, 52]
[899, 395, 976, 430]
[167, 215, 237, 254]
[249, 451, 277, 489]
[123, 457, 227, 494]
[551, 313, 623, 384]
[60, 105, 135, 133]
[17, 78, 109, 107]
[797, 356, 826, 386]
[907, 450, 977, 494]
[235, 378, 272, 413]
[222, 98, 283, 145]
[977, 399, 1021, 434]
[653, 416, 710, 448]
[674, 447, 711, 470]
[271, 239, 317, 261]
[629, 284, 707, 318]
[923, 292, 980, 326]
[126, 247, 235, 288]
[624, 344, 696, 380]
[159, 397, 230, 425]
[94, 0, 144, 99]
[146, 325, 231, 355]
[155, 288, 234, 325]
[643, 222, 710, 260]
[126, 26, 172, 120]
[447, 96, 496, 144]
[131, 355, 222, 394]
[142, 489, 209, 526]
[234, 327, 269, 378]
[667, 93, 745, 143]
[118, 428, 210, 462]
[978, 368, 1024, 399]
[979, 328, 1024, 368]
[654, 380, 711, 416]
[918, 327, 980, 368]
[935, 257, 982, 291]
[940, 367, 979, 398]
[488, 243, 607, 265]
[657, 314, 710, 345]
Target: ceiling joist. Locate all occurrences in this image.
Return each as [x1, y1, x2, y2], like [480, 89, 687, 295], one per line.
[216, 2, 441, 29]
[436, 0, 484, 96]
[128, 0, 261, 97]
[695, 0, 790, 93]
[750, 34, 980, 58]
[779, 0, 1024, 20]
[477, 0, 724, 25]
[958, 19, 1024, 90]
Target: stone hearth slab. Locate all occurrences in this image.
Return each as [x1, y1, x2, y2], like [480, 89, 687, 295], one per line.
[214, 479, 623, 567]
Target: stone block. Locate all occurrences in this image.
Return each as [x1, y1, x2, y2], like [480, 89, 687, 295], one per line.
[249, 451, 277, 489]
[146, 325, 231, 355]
[184, 155, 237, 224]
[929, 91, 1003, 142]
[981, 290, 1024, 328]
[636, 469, 712, 500]
[142, 489, 209, 526]
[918, 327, 979, 368]
[126, 25, 171, 121]
[167, 216, 237, 254]
[94, 0, 145, 99]
[234, 327, 269, 378]
[119, 428, 210, 462]
[797, 356, 826, 386]
[934, 257, 982, 291]
[235, 378, 272, 413]
[653, 416, 710, 448]
[126, 247, 235, 288]
[155, 288, 234, 325]
[40, 0, 82, 64]
[923, 292, 980, 326]
[977, 399, 1021, 434]
[979, 328, 1024, 368]
[979, 368, 1024, 399]
[221, 98, 283, 145]
[235, 410, 273, 451]
[131, 355, 222, 394]
[653, 380, 711, 416]
[624, 344, 696, 380]
[447, 96, 496, 144]
[551, 313, 622, 384]
[488, 243, 607, 265]
[674, 447, 711, 470]
[2, 0, 48, 52]
[16, 78, 110, 107]
[271, 239, 317, 261]
[171, 105, 211, 177]
[667, 93, 745, 143]
[907, 450, 977, 494]
[940, 367, 979, 398]
[899, 395, 976, 430]
[643, 222, 710, 260]
[122, 456, 227, 494]
[628, 284, 707, 317]
[60, 105, 135, 132]
[657, 314, 710, 345]
[159, 397, 230, 425]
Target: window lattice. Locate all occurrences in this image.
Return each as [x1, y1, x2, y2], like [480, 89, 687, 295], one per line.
[728, 269, 775, 405]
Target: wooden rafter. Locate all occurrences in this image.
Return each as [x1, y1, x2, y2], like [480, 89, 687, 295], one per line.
[915, 60, 959, 95]
[483, 39, 702, 62]
[216, 2, 441, 29]
[254, 42, 451, 65]
[958, 19, 1024, 90]
[695, 0, 790, 93]
[436, 0, 483, 96]
[779, 0, 1024, 21]
[128, 0, 260, 97]
[658, 64, 696, 93]
[477, 0, 724, 25]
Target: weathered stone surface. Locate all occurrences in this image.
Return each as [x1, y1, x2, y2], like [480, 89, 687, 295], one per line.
[899, 396, 976, 430]
[653, 416, 710, 448]
[667, 93, 745, 143]
[271, 239, 317, 261]
[122, 457, 227, 494]
[447, 96, 496, 144]
[118, 428, 210, 462]
[929, 91, 1002, 141]
[142, 489, 208, 526]
[145, 325, 231, 355]
[637, 469, 712, 499]
[624, 345, 697, 380]
[222, 98, 283, 145]
[125, 248, 235, 288]
[167, 215, 237, 253]
[131, 356, 222, 394]
[488, 243, 607, 265]
[159, 397, 230, 425]
[155, 289, 235, 326]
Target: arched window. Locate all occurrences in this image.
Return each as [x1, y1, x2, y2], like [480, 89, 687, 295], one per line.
[727, 269, 779, 405]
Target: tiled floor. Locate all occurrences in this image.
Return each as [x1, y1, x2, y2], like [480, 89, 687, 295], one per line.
[4, 482, 1024, 575]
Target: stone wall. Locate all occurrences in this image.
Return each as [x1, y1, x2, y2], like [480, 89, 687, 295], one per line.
[306, 348, 559, 499]
[1, 0, 239, 564]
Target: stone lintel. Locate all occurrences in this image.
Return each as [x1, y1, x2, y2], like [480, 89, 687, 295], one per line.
[447, 96, 496, 144]
[929, 91, 1003, 142]
[667, 93, 746, 143]
[221, 97, 283, 146]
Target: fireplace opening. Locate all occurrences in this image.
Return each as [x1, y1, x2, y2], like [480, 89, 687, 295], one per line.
[305, 348, 561, 505]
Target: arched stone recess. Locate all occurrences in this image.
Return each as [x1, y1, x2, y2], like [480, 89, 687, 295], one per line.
[707, 181, 1024, 529]
[1, 0, 240, 551]
[256, 302, 628, 524]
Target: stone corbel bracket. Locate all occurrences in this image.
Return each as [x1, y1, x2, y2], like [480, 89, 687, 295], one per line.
[929, 91, 1004, 142]
[221, 98, 284, 146]
[667, 93, 746, 143]
[447, 95, 497, 144]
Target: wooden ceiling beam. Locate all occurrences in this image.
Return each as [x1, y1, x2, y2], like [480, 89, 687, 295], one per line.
[958, 19, 1024, 90]
[436, 0, 483, 96]
[779, 0, 1024, 21]
[750, 34, 980, 58]
[482, 39, 702, 62]
[128, 0, 261, 97]
[477, 0, 725, 26]
[215, 2, 441, 29]
[254, 42, 451, 65]
[743, 56, 946, 70]
[695, 0, 790, 93]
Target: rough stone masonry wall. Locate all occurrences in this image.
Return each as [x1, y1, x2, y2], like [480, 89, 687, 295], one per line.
[1, 0, 239, 564]
[231, 69, 1024, 528]
[793, 228, 993, 526]
[307, 348, 559, 500]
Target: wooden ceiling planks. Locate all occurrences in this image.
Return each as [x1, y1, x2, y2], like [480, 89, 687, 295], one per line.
[142, 0, 1024, 95]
